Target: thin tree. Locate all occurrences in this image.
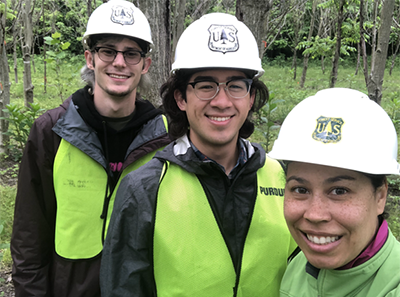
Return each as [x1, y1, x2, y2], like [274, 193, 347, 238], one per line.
[359, 0, 369, 85]
[0, 0, 11, 153]
[21, 0, 34, 107]
[289, 1, 306, 80]
[389, 3, 400, 76]
[10, 0, 22, 84]
[329, 0, 345, 88]
[366, 0, 395, 104]
[299, 0, 317, 88]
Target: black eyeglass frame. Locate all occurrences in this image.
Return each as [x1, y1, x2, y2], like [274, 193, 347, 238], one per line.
[187, 78, 253, 100]
[94, 47, 146, 65]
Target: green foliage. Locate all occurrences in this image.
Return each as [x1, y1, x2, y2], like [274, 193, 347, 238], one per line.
[255, 92, 283, 153]
[0, 3, 17, 20]
[387, 195, 400, 242]
[0, 185, 16, 264]
[44, 32, 75, 103]
[1, 103, 45, 161]
[0, 248, 12, 268]
[0, 160, 19, 180]
[297, 36, 336, 59]
[297, 35, 356, 61]
[386, 91, 400, 130]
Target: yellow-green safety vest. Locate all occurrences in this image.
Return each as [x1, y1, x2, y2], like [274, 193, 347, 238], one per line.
[154, 156, 297, 297]
[53, 139, 164, 260]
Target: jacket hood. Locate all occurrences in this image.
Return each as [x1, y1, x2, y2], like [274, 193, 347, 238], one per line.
[71, 86, 162, 134]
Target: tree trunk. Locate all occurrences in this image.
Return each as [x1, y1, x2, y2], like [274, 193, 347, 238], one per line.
[355, 42, 360, 75]
[236, 0, 273, 59]
[21, 0, 34, 107]
[300, 0, 317, 88]
[291, 2, 306, 81]
[137, 0, 171, 107]
[87, 0, 92, 18]
[389, 6, 400, 76]
[13, 41, 18, 83]
[292, 49, 297, 80]
[370, 0, 379, 67]
[359, 0, 369, 85]
[0, 0, 10, 154]
[43, 0, 47, 93]
[171, 0, 186, 60]
[191, 0, 216, 21]
[329, 0, 345, 88]
[12, 25, 19, 83]
[367, 0, 395, 104]
[389, 39, 400, 76]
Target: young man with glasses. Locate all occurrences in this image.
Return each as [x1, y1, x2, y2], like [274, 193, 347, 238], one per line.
[101, 13, 297, 297]
[10, 1, 170, 296]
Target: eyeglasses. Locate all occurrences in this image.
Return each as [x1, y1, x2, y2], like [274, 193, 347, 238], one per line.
[187, 79, 253, 100]
[94, 47, 145, 65]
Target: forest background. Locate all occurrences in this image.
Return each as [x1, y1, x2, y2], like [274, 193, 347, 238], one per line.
[1, 0, 400, 294]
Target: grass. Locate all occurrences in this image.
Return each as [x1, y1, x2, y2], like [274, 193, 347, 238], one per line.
[0, 55, 399, 265]
[7, 54, 86, 109]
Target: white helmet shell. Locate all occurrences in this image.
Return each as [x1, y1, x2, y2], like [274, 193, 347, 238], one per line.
[172, 13, 264, 78]
[268, 88, 400, 175]
[82, 0, 153, 50]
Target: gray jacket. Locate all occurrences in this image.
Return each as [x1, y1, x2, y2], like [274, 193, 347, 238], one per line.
[11, 89, 170, 297]
[101, 135, 271, 296]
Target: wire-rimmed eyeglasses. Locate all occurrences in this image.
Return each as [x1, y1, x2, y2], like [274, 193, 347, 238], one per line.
[94, 47, 145, 65]
[187, 78, 253, 100]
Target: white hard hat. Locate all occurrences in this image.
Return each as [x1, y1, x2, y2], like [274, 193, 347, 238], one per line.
[82, 0, 153, 51]
[268, 88, 400, 175]
[172, 13, 264, 78]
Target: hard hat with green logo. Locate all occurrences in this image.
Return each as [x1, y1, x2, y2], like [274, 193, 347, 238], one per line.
[268, 88, 400, 175]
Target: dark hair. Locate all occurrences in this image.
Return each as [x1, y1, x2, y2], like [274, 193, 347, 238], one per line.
[362, 173, 389, 220]
[160, 69, 269, 140]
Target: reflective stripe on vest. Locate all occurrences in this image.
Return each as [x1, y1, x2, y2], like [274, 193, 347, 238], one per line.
[53, 139, 161, 259]
[154, 156, 296, 296]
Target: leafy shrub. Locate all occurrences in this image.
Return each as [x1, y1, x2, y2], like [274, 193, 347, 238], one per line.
[1, 103, 45, 161]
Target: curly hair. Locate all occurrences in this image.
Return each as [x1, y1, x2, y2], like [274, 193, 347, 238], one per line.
[160, 69, 269, 140]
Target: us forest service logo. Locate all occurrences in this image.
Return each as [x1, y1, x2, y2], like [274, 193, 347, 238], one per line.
[208, 25, 239, 54]
[312, 116, 344, 144]
[111, 5, 134, 25]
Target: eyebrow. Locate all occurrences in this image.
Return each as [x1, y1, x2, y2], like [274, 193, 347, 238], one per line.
[98, 44, 140, 51]
[193, 75, 246, 82]
[325, 175, 356, 183]
[286, 175, 356, 184]
[286, 176, 306, 183]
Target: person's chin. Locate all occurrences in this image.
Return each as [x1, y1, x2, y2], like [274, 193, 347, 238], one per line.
[106, 88, 132, 98]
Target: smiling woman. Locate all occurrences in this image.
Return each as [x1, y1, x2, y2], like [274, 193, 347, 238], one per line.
[268, 88, 400, 297]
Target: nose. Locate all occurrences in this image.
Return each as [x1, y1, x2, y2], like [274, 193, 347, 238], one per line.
[210, 85, 232, 108]
[304, 196, 331, 223]
[112, 52, 126, 66]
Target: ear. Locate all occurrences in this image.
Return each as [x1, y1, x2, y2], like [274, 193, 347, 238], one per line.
[249, 92, 255, 110]
[375, 180, 388, 216]
[84, 50, 95, 70]
[174, 89, 187, 111]
[141, 57, 151, 74]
